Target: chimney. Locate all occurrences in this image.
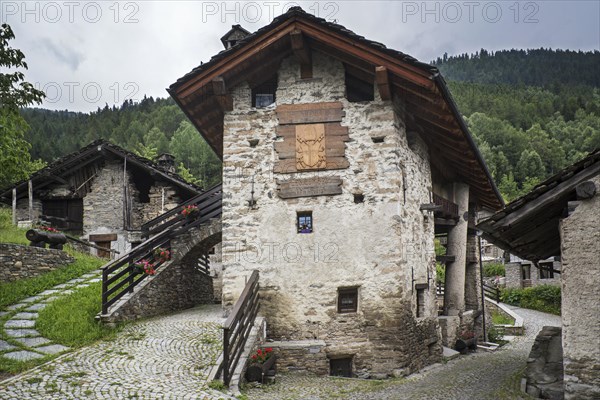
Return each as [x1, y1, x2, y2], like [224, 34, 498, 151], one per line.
[156, 153, 176, 173]
[220, 24, 250, 49]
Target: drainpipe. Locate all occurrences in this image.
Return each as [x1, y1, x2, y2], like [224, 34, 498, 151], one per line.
[477, 233, 487, 343]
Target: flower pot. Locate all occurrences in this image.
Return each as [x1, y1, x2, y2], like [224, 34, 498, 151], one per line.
[245, 355, 276, 383]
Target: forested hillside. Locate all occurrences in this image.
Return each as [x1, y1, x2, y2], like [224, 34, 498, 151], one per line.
[434, 49, 599, 201]
[21, 98, 221, 188]
[19, 48, 600, 202]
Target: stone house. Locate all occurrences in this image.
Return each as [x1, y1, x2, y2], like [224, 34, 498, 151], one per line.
[479, 149, 600, 399]
[504, 254, 561, 289]
[0, 140, 202, 258]
[168, 8, 504, 377]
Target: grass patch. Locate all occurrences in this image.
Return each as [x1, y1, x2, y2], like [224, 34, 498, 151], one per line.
[0, 207, 29, 245]
[491, 310, 515, 325]
[36, 281, 121, 347]
[0, 248, 103, 310]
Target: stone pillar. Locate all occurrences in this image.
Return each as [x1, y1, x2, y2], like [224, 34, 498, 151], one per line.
[464, 230, 481, 311]
[560, 176, 600, 400]
[443, 182, 469, 316]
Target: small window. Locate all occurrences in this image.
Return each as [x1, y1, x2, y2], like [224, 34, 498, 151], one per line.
[345, 71, 374, 102]
[330, 357, 353, 377]
[539, 263, 554, 279]
[208, 246, 216, 255]
[337, 287, 358, 313]
[353, 193, 364, 204]
[416, 288, 425, 318]
[521, 264, 531, 280]
[252, 76, 277, 108]
[297, 211, 313, 234]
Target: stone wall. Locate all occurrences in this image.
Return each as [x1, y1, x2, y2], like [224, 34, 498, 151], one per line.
[0, 243, 74, 282]
[15, 198, 42, 222]
[221, 51, 441, 375]
[524, 326, 564, 399]
[142, 183, 181, 222]
[102, 260, 214, 323]
[560, 175, 600, 400]
[269, 340, 329, 375]
[101, 220, 222, 324]
[504, 262, 522, 289]
[505, 261, 561, 289]
[82, 160, 146, 258]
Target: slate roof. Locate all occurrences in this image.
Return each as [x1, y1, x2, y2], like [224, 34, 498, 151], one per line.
[0, 140, 203, 201]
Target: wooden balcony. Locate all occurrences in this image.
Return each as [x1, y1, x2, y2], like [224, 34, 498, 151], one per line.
[432, 193, 459, 220]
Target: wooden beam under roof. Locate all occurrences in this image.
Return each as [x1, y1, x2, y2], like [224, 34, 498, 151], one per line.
[211, 77, 233, 112]
[375, 66, 391, 101]
[290, 29, 312, 78]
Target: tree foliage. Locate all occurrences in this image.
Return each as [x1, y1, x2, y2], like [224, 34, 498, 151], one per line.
[0, 23, 46, 189]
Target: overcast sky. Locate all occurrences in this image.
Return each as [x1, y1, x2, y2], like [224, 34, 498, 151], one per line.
[4, 0, 599, 112]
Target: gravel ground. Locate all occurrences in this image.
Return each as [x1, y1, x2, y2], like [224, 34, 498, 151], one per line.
[243, 306, 562, 400]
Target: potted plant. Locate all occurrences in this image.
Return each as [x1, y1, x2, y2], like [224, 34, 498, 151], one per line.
[245, 347, 276, 383]
[133, 259, 156, 275]
[154, 247, 171, 263]
[181, 205, 199, 219]
[455, 330, 478, 353]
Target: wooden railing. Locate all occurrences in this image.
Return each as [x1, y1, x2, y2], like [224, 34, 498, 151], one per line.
[436, 281, 500, 303]
[483, 282, 501, 303]
[101, 231, 172, 314]
[432, 193, 459, 219]
[101, 184, 223, 315]
[217, 270, 260, 386]
[141, 183, 222, 239]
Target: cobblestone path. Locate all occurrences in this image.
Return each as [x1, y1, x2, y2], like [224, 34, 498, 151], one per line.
[0, 304, 230, 399]
[0, 271, 102, 362]
[244, 306, 562, 400]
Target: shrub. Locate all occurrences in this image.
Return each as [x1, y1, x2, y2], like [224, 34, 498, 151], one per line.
[483, 262, 506, 277]
[436, 262, 445, 284]
[500, 285, 561, 315]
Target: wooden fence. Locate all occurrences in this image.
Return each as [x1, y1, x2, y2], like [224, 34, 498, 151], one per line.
[216, 270, 260, 385]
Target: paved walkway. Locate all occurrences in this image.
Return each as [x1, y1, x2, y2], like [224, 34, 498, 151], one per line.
[0, 271, 102, 362]
[244, 306, 561, 400]
[0, 304, 229, 399]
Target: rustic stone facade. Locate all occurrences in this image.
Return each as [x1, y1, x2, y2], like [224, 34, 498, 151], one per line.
[220, 51, 441, 376]
[0, 243, 74, 282]
[81, 160, 181, 258]
[504, 259, 561, 289]
[560, 175, 600, 400]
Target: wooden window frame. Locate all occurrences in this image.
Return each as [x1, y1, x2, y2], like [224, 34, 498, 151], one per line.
[297, 211, 313, 234]
[337, 287, 358, 313]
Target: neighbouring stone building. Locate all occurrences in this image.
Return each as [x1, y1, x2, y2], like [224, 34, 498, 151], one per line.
[0, 141, 202, 258]
[504, 254, 561, 289]
[169, 8, 504, 377]
[479, 149, 600, 399]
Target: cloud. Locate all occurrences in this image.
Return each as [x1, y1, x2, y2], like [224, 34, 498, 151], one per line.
[35, 37, 85, 71]
[3, 0, 598, 112]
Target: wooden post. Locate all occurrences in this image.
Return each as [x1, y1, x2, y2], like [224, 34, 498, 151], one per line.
[12, 188, 17, 226]
[28, 180, 33, 222]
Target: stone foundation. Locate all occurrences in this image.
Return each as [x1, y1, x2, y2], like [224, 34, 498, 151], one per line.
[0, 243, 75, 282]
[268, 340, 329, 375]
